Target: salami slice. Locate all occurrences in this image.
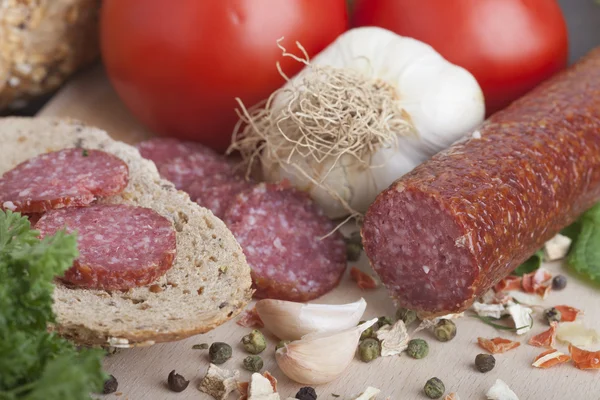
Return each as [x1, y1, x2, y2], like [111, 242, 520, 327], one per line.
[137, 137, 220, 167]
[157, 153, 237, 191]
[361, 48, 600, 317]
[187, 175, 254, 219]
[36, 204, 177, 290]
[224, 183, 346, 301]
[0, 148, 128, 213]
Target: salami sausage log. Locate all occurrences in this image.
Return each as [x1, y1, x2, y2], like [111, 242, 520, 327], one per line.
[36, 204, 177, 290]
[0, 148, 128, 213]
[362, 48, 600, 317]
[224, 183, 347, 301]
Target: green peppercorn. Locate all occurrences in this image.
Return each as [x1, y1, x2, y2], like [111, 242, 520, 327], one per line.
[275, 340, 291, 350]
[209, 342, 232, 364]
[475, 353, 496, 373]
[552, 275, 567, 290]
[544, 307, 562, 325]
[424, 377, 445, 399]
[241, 329, 267, 354]
[243, 355, 264, 372]
[358, 338, 380, 363]
[396, 308, 418, 326]
[377, 316, 393, 328]
[406, 338, 429, 359]
[433, 319, 456, 342]
[359, 320, 375, 340]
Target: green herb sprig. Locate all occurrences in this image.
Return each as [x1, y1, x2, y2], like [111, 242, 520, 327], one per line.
[0, 211, 106, 400]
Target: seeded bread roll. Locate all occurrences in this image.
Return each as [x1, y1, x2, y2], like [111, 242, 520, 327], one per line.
[0, 117, 253, 346]
[0, 0, 100, 110]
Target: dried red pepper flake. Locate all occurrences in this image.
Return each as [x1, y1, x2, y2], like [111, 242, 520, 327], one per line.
[494, 275, 522, 292]
[263, 371, 278, 392]
[554, 305, 581, 322]
[477, 337, 521, 354]
[569, 344, 600, 370]
[350, 267, 378, 290]
[532, 349, 571, 369]
[528, 322, 557, 348]
[236, 307, 264, 328]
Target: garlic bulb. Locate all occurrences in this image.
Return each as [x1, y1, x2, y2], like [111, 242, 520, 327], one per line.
[255, 298, 367, 340]
[232, 27, 485, 218]
[276, 318, 377, 385]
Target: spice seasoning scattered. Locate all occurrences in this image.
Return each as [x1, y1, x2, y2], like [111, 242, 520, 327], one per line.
[350, 267, 378, 289]
[168, 370, 190, 392]
[243, 355, 264, 372]
[295, 386, 317, 400]
[477, 337, 520, 354]
[543, 307, 562, 325]
[424, 377, 445, 399]
[569, 344, 600, 370]
[209, 342, 233, 364]
[358, 338, 381, 362]
[376, 320, 409, 356]
[554, 305, 581, 322]
[377, 316, 393, 328]
[552, 275, 567, 290]
[406, 338, 429, 359]
[396, 308, 417, 326]
[475, 354, 495, 373]
[532, 349, 571, 369]
[103, 375, 118, 394]
[528, 322, 557, 348]
[433, 319, 456, 342]
[193, 343, 209, 350]
[242, 330, 267, 354]
[237, 307, 265, 328]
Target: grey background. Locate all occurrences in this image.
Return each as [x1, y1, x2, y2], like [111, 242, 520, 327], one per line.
[4, 0, 600, 117]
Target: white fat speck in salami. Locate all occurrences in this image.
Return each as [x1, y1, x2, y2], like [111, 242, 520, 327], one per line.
[224, 183, 346, 301]
[36, 204, 177, 290]
[0, 148, 128, 213]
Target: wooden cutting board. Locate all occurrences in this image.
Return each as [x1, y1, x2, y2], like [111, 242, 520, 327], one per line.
[37, 66, 600, 400]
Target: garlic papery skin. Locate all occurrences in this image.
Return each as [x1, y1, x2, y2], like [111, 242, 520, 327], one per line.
[276, 318, 377, 385]
[255, 298, 367, 340]
[246, 27, 485, 219]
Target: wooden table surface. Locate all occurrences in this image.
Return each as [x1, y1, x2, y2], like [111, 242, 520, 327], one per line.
[36, 65, 600, 400]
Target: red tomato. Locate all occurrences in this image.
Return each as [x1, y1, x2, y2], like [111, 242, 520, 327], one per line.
[352, 0, 568, 115]
[101, 0, 348, 152]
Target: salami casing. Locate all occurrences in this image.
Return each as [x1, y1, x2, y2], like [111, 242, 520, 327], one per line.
[224, 183, 347, 301]
[0, 148, 128, 213]
[362, 48, 600, 317]
[36, 204, 177, 290]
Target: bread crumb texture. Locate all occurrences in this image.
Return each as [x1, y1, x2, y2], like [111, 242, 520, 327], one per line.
[0, 0, 100, 110]
[0, 117, 253, 345]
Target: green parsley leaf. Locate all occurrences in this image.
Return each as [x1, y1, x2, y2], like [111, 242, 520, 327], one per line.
[512, 249, 544, 276]
[0, 211, 105, 399]
[565, 203, 600, 283]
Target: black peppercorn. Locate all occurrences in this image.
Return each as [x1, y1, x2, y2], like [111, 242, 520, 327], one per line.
[168, 370, 190, 392]
[102, 375, 118, 394]
[552, 275, 567, 290]
[424, 377, 445, 399]
[296, 386, 317, 400]
[543, 307, 562, 325]
[209, 342, 233, 364]
[475, 353, 496, 373]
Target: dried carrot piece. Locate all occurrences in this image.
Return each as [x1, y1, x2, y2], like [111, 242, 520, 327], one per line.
[569, 344, 600, 370]
[532, 349, 571, 369]
[494, 276, 522, 292]
[477, 337, 521, 354]
[350, 267, 378, 289]
[528, 322, 557, 348]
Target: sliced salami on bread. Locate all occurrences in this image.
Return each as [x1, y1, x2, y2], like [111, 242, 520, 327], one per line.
[0, 117, 253, 346]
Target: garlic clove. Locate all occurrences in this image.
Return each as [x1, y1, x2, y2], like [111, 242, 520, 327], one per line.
[275, 318, 377, 385]
[255, 298, 367, 340]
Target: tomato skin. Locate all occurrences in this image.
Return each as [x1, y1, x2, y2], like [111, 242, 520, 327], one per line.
[101, 0, 348, 152]
[352, 0, 568, 115]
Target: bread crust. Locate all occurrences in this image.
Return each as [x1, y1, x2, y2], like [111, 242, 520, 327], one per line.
[0, 117, 253, 346]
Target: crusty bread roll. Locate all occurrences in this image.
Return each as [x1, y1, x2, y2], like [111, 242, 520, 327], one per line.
[0, 117, 253, 346]
[0, 0, 100, 110]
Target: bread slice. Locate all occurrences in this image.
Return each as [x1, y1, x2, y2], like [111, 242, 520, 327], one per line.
[0, 117, 253, 346]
